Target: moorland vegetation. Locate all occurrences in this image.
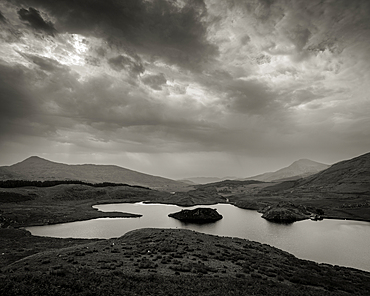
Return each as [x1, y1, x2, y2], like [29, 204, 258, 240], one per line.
[1, 152, 370, 295]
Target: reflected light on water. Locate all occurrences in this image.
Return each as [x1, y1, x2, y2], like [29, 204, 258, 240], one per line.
[26, 203, 370, 272]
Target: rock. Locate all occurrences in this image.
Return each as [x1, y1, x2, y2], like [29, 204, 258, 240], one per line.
[168, 207, 223, 223]
[261, 202, 308, 223]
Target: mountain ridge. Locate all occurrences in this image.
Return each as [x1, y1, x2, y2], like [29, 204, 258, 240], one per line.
[178, 176, 237, 184]
[294, 152, 370, 193]
[243, 158, 330, 182]
[0, 156, 189, 192]
[262, 151, 370, 195]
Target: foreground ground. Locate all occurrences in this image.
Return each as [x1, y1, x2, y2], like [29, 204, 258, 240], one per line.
[1, 228, 370, 296]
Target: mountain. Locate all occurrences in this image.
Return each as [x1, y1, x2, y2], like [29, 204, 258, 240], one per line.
[293, 152, 370, 194]
[178, 176, 237, 184]
[0, 156, 189, 191]
[0, 167, 24, 180]
[243, 159, 330, 182]
[177, 179, 197, 185]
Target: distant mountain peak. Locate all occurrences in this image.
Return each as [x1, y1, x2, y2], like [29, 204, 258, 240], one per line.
[243, 158, 330, 182]
[15, 155, 52, 165]
[23, 156, 50, 162]
[178, 176, 237, 184]
[1, 156, 188, 191]
[294, 158, 324, 164]
[277, 151, 370, 194]
[294, 158, 314, 163]
[25, 155, 42, 160]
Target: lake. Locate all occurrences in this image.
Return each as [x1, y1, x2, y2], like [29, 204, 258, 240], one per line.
[25, 203, 370, 272]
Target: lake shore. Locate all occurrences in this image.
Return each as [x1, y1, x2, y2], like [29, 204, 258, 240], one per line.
[2, 184, 370, 295]
[1, 227, 370, 295]
[2, 185, 370, 229]
[1, 184, 370, 267]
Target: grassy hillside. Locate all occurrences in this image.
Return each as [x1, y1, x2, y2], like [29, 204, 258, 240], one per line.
[294, 152, 370, 194]
[243, 159, 329, 182]
[1, 228, 369, 295]
[0, 184, 166, 228]
[0, 156, 190, 192]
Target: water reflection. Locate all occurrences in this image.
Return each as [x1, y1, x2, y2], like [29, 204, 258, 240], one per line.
[26, 202, 370, 272]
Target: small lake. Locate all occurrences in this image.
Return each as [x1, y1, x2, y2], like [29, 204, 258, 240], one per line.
[26, 203, 370, 272]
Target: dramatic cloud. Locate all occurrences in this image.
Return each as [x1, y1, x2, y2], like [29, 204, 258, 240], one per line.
[0, 10, 6, 23]
[107, 55, 144, 76]
[11, 0, 217, 71]
[18, 7, 56, 35]
[141, 73, 167, 90]
[0, 0, 369, 178]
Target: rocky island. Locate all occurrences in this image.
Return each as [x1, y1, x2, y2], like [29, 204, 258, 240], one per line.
[260, 202, 311, 223]
[168, 207, 223, 223]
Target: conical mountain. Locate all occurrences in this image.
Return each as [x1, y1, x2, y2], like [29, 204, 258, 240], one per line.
[243, 159, 330, 182]
[0, 156, 188, 191]
[295, 152, 370, 194]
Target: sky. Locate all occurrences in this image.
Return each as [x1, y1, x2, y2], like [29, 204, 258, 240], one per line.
[0, 0, 369, 179]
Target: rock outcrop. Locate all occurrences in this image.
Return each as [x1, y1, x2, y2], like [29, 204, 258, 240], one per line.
[168, 207, 222, 223]
[261, 202, 309, 223]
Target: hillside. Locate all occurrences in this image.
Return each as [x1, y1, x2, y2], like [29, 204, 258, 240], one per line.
[2, 228, 370, 295]
[244, 159, 330, 182]
[0, 156, 189, 191]
[293, 152, 370, 194]
[178, 176, 236, 184]
[0, 167, 23, 180]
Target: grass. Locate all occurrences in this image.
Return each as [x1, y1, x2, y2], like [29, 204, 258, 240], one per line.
[0, 228, 100, 268]
[1, 270, 356, 296]
[1, 228, 370, 295]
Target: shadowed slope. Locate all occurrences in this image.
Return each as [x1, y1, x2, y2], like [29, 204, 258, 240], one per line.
[0, 156, 188, 191]
[294, 152, 370, 194]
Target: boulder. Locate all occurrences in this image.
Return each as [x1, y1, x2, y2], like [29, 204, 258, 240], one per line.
[168, 207, 223, 223]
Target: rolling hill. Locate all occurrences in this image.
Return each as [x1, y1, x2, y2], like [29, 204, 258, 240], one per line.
[263, 151, 370, 195]
[177, 176, 237, 184]
[0, 156, 189, 191]
[294, 152, 370, 194]
[3, 228, 370, 295]
[243, 159, 330, 182]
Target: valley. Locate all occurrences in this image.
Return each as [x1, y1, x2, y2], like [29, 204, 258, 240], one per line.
[1, 152, 370, 295]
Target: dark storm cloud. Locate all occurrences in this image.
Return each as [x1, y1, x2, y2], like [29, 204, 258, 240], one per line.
[226, 80, 275, 114]
[0, 63, 51, 140]
[0, 10, 6, 23]
[222, 0, 370, 63]
[0, 63, 33, 118]
[18, 7, 56, 36]
[141, 73, 167, 90]
[0, 52, 213, 149]
[52, 75, 204, 133]
[107, 55, 144, 76]
[13, 0, 217, 70]
[195, 70, 276, 116]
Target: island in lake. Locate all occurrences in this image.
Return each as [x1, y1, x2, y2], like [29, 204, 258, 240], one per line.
[168, 207, 223, 223]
